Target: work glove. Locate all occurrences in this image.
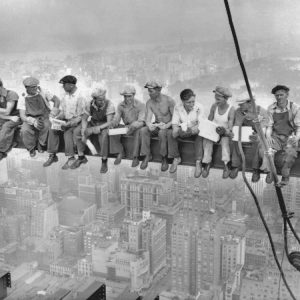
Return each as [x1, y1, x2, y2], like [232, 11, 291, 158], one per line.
[216, 126, 226, 136]
[33, 118, 44, 131]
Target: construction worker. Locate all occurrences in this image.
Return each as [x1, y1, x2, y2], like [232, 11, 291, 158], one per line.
[140, 80, 176, 171]
[230, 94, 269, 181]
[43, 75, 86, 169]
[264, 85, 300, 185]
[169, 88, 204, 177]
[202, 86, 235, 179]
[0, 79, 21, 160]
[109, 85, 146, 167]
[18, 77, 60, 157]
[77, 87, 115, 173]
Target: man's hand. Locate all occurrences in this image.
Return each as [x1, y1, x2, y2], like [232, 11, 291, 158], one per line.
[190, 125, 199, 135]
[216, 126, 226, 136]
[157, 123, 169, 130]
[266, 134, 275, 147]
[288, 136, 299, 147]
[61, 121, 71, 131]
[249, 133, 258, 143]
[10, 116, 20, 123]
[148, 123, 157, 132]
[33, 118, 44, 131]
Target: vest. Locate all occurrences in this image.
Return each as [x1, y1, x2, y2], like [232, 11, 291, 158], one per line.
[25, 94, 49, 117]
[0, 90, 19, 116]
[90, 100, 108, 126]
[213, 105, 231, 129]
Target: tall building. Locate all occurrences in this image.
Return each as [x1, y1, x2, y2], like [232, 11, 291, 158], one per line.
[63, 227, 83, 256]
[221, 235, 245, 281]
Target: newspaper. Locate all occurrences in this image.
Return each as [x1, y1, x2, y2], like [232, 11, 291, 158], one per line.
[50, 118, 67, 131]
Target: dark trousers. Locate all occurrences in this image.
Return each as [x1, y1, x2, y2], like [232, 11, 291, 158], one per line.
[21, 118, 50, 151]
[74, 124, 109, 158]
[140, 126, 173, 157]
[167, 130, 203, 161]
[110, 126, 142, 158]
[48, 124, 81, 156]
[231, 141, 262, 170]
[0, 119, 22, 153]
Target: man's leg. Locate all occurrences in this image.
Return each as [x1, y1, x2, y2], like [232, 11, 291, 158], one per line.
[251, 142, 262, 182]
[61, 127, 76, 169]
[99, 129, 109, 173]
[109, 127, 124, 165]
[130, 128, 142, 167]
[158, 128, 169, 171]
[21, 122, 38, 156]
[221, 136, 231, 179]
[70, 124, 88, 169]
[193, 135, 204, 178]
[0, 119, 21, 154]
[230, 141, 241, 179]
[168, 130, 180, 173]
[281, 144, 298, 185]
[140, 126, 152, 170]
[202, 138, 213, 178]
[37, 118, 50, 149]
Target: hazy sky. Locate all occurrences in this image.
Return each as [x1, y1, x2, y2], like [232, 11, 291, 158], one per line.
[1, 0, 300, 53]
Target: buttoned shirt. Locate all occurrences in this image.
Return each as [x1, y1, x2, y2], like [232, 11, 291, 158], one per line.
[172, 102, 205, 128]
[267, 100, 300, 136]
[60, 89, 86, 120]
[84, 99, 115, 117]
[114, 99, 145, 125]
[17, 88, 54, 111]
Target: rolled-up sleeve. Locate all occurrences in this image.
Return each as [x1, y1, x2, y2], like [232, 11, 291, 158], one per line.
[106, 101, 115, 116]
[259, 107, 270, 129]
[17, 97, 25, 110]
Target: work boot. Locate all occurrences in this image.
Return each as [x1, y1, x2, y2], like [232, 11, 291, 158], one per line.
[131, 157, 140, 168]
[140, 155, 152, 170]
[194, 160, 202, 178]
[62, 157, 76, 170]
[114, 153, 123, 165]
[29, 149, 36, 158]
[43, 154, 58, 167]
[202, 163, 211, 178]
[265, 172, 273, 184]
[169, 157, 181, 173]
[161, 157, 169, 172]
[100, 159, 108, 173]
[0, 152, 7, 161]
[70, 156, 88, 169]
[251, 169, 260, 183]
[229, 167, 239, 179]
[222, 163, 230, 179]
[280, 176, 290, 186]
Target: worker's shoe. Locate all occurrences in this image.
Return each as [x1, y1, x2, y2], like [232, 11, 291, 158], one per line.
[62, 157, 76, 170]
[194, 160, 202, 178]
[202, 163, 211, 178]
[29, 149, 36, 158]
[169, 157, 181, 173]
[43, 154, 58, 167]
[229, 167, 239, 179]
[0, 152, 7, 161]
[140, 155, 152, 170]
[70, 156, 88, 169]
[100, 159, 108, 173]
[265, 172, 273, 184]
[114, 153, 123, 165]
[131, 157, 140, 168]
[222, 163, 230, 179]
[37, 143, 45, 153]
[161, 157, 169, 172]
[251, 169, 260, 183]
[280, 176, 290, 186]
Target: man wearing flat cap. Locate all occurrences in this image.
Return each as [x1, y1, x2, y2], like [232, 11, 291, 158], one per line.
[18, 76, 60, 157]
[0, 78, 21, 160]
[74, 87, 115, 173]
[44, 75, 87, 169]
[202, 86, 235, 179]
[262, 85, 300, 185]
[109, 85, 146, 167]
[140, 80, 176, 171]
[230, 93, 269, 181]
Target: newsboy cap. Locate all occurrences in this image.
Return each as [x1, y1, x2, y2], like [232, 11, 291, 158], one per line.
[144, 80, 162, 89]
[271, 85, 289, 94]
[213, 86, 232, 98]
[235, 92, 256, 105]
[59, 75, 77, 85]
[23, 77, 39, 87]
[120, 85, 136, 96]
[91, 87, 106, 98]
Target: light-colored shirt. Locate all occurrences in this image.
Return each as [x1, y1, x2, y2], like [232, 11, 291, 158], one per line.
[172, 102, 205, 128]
[114, 99, 145, 125]
[267, 100, 300, 136]
[60, 89, 86, 120]
[17, 88, 54, 111]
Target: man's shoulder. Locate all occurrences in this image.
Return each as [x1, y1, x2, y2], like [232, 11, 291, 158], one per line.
[161, 94, 175, 104]
[6, 89, 19, 101]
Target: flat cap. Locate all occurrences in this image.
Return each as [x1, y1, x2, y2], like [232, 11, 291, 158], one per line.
[144, 80, 162, 89]
[236, 92, 255, 105]
[91, 87, 106, 98]
[59, 75, 77, 85]
[23, 77, 39, 87]
[120, 85, 136, 96]
[271, 85, 289, 94]
[213, 86, 232, 98]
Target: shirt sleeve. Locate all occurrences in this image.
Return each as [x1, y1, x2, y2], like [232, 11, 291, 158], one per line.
[137, 102, 146, 122]
[42, 89, 54, 102]
[172, 105, 180, 125]
[6, 91, 19, 102]
[259, 107, 270, 129]
[84, 101, 91, 116]
[77, 96, 86, 116]
[266, 104, 275, 128]
[106, 101, 115, 115]
[292, 103, 300, 136]
[17, 96, 25, 110]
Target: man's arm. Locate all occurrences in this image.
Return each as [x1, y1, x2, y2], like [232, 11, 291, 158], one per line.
[227, 106, 235, 131]
[145, 101, 155, 130]
[208, 104, 216, 121]
[171, 105, 180, 137]
[130, 102, 146, 129]
[164, 98, 175, 129]
[111, 105, 122, 128]
[0, 102, 19, 122]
